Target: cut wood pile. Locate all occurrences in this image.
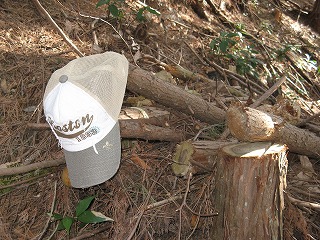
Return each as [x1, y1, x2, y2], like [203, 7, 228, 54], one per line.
[0, 0, 319, 239]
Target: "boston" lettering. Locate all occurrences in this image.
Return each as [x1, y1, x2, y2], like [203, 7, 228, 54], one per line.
[47, 114, 93, 139]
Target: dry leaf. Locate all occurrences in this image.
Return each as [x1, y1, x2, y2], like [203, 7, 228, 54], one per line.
[131, 154, 150, 170]
[61, 167, 72, 187]
[1, 78, 8, 94]
[274, 9, 282, 23]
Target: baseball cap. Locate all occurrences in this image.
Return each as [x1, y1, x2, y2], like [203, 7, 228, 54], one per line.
[43, 52, 129, 188]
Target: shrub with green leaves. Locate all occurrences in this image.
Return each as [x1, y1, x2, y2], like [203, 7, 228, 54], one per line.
[96, 0, 125, 19]
[48, 195, 113, 235]
[210, 31, 263, 79]
[96, 0, 160, 21]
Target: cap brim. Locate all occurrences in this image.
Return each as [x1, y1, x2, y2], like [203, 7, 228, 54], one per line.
[63, 122, 121, 188]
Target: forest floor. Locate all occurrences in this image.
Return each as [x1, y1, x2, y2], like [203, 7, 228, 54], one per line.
[0, 0, 320, 239]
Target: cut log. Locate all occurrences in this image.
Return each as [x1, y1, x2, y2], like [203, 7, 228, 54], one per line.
[118, 107, 169, 127]
[127, 64, 226, 124]
[171, 140, 237, 176]
[120, 121, 184, 142]
[226, 104, 320, 158]
[213, 142, 288, 240]
[27, 107, 185, 142]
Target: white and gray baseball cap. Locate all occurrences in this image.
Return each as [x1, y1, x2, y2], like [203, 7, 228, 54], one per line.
[43, 52, 129, 188]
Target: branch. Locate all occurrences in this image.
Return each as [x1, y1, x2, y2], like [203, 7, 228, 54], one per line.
[31, 0, 84, 57]
[0, 158, 65, 177]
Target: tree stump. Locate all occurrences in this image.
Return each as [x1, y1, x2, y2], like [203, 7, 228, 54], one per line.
[171, 140, 237, 176]
[213, 142, 288, 240]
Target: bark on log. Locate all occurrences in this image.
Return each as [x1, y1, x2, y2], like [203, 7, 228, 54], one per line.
[127, 64, 226, 124]
[226, 105, 320, 158]
[27, 107, 185, 142]
[171, 140, 237, 176]
[120, 121, 184, 142]
[213, 142, 288, 240]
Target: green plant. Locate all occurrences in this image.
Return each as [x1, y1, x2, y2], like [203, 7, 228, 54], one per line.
[136, 5, 160, 22]
[96, 0, 160, 21]
[210, 31, 263, 78]
[49, 195, 113, 235]
[96, 0, 125, 18]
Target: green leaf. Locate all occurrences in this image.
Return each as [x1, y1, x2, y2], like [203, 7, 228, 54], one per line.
[57, 221, 66, 231]
[226, 32, 239, 38]
[96, 0, 111, 8]
[62, 217, 74, 234]
[136, 7, 145, 21]
[77, 210, 114, 224]
[76, 196, 95, 217]
[225, 53, 234, 59]
[209, 39, 218, 49]
[109, 4, 120, 17]
[219, 41, 229, 53]
[48, 212, 63, 220]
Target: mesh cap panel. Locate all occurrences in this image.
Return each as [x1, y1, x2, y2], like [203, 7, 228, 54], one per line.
[44, 52, 129, 120]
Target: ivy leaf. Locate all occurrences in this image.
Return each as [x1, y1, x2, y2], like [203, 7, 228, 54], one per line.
[77, 210, 114, 224]
[96, 0, 111, 8]
[62, 216, 74, 234]
[76, 196, 95, 217]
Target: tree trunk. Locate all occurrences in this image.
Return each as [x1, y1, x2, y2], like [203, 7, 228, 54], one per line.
[310, 0, 320, 33]
[213, 142, 288, 240]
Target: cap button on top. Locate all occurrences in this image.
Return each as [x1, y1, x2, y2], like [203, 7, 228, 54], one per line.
[59, 75, 68, 83]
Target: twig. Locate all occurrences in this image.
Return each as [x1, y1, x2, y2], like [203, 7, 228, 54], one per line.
[145, 195, 183, 210]
[31, 0, 84, 57]
[177, 172, 193, 240]
[296, 112, 320, 127]
[126, 163, 168, 240]
[36, 180, 58, 240]
[0, 173, 51, 190]
[0, 158, 65, 177]
[250, 75, 286, 108]
[183, 40, 208, 65]
[70, 225, 111, 240]
[288, 186, 320, 199]
[78, 13, 136, 65]
[287, 194, 320, 211]
[204, 57, 269, 96]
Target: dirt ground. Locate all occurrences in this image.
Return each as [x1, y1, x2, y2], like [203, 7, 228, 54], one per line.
[0, 0, 320, 239]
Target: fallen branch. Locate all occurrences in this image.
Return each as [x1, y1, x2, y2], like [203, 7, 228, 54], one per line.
[250, 75, 286, 108]
[0, 158, 65, 177]
[27, 107, 186, 142]
[31, 0, 84, 57]
[287, 194, 320, 211]
[128, 64, 226, 124]
[28, 121, 185, 142]
[226, 104, 320, 158]
[70, 225, 111, 240]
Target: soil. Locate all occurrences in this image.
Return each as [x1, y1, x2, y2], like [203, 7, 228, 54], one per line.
[0, 0, 319, 239]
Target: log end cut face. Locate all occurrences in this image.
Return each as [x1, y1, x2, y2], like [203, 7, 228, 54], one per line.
[222, 142, 287, 158]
